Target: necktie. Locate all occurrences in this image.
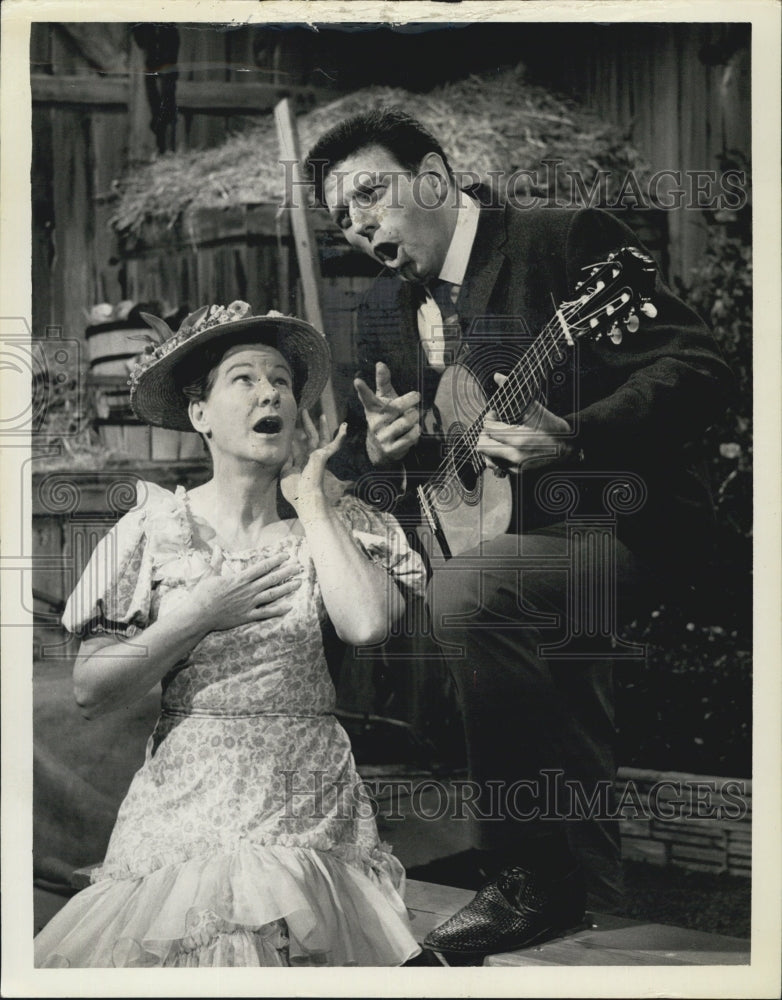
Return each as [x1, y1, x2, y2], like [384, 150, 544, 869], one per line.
[418, 279, 462, 372]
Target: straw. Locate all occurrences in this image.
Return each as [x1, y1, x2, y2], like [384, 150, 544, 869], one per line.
[110, 66, 651, 243]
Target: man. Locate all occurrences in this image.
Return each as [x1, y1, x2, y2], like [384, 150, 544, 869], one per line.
[306, 109, 732, 957]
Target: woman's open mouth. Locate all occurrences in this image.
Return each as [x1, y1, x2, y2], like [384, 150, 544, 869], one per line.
[252, 415, 283, 435]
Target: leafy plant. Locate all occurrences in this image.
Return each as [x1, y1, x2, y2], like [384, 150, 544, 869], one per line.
[617, 176, 753, 777]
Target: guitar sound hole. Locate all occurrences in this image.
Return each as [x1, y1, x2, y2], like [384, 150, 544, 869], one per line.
[443, 421, 482, 507]
[457, 462, 479, 493]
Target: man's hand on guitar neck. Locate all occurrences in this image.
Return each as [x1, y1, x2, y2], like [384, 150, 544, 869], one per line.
[477, 373, 575, 473]
[354, 361, 422, 467]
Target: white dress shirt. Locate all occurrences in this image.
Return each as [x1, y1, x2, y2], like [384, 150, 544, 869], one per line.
[417, 190, 481, 371]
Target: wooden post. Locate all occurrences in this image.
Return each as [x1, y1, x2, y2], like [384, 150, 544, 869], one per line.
[274, 98, 338, 429]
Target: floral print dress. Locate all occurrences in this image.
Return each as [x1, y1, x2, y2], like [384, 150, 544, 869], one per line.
[34, 481, 426, 968]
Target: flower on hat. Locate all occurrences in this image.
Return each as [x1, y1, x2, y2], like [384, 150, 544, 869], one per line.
[190, 300, 253, 336]
[128, 303, 329, 429]
[127, 301, 254, 389]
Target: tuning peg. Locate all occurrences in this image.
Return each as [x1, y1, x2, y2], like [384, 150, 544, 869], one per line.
[608, 324, 623, 344]
[641, 302, 658, 318]
[624, 312, 640, 333]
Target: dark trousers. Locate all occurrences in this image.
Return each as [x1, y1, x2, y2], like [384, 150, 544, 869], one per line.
[428, 525, 659, 909]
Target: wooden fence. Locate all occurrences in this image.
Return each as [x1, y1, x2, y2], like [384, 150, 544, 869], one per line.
[31, 23, 331, 350]
[526, 23, 751, 282]
[31, 21, 750, 354]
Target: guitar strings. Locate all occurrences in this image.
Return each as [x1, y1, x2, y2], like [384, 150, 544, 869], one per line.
[437, 301, 576, 471]
[424, 307, 571, 493]
[422, 287, 631, 499]
[494, 289, 632, 424]
[425, 313, 569, 491]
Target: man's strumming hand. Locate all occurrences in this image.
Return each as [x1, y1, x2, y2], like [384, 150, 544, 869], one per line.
[477, 373, 574, 473]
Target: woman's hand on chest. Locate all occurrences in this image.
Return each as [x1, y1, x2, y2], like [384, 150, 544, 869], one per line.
[187, 551, 304, 632]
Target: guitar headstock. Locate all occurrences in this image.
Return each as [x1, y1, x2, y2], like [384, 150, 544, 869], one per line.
[568, 246, 658, 345]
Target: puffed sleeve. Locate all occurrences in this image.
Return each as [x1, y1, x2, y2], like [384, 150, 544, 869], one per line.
[62, 504, 153, 640]
[334, 494, 427, 600]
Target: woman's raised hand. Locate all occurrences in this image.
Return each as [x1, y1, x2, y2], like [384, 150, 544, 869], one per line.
[188, 552, 303, 632]
[280, 411, 347, 513]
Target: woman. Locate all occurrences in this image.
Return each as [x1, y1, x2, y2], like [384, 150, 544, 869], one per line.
[34, 301, 424, 967]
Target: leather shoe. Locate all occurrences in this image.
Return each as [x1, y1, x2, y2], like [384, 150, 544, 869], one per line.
[423, 864, 586, 956]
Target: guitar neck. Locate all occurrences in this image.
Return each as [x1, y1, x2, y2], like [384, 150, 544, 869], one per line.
[450, 315, 568, 472]
[488, 318, 568, 424]
[417, 245, 658, 546]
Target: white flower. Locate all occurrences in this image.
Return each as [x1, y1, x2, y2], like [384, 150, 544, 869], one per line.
[226, 301, 252, 320]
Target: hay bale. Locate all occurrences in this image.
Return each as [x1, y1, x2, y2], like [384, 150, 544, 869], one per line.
[110, 66, 651, 244]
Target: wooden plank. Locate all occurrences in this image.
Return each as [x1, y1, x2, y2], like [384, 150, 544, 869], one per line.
[181, 79, 333, 113]
[406, 879, 475, 918]
[489, 942, 688, 966]
[245, 244, 265, 314]
[32, 73, 129, 107]
[90, 112, 126, 305]
[179, 27, 227, 150]
[54, 23, 129, 74]
[650, 826, 728, 847]
[50, 31, 94, 345]
[32, 517, 67, 610]
[652, 815, 749, 833]
[127, 34, 158, 164]
[405, 882, 751, 966]
[618, 818, 651, 838]
[119, 205, 346, 257]
[621, 837, 668, 865]
[578, 918, 749, 957]
[31, 105, 54, 337]
[30, 22, 53, 74]
[274, 98, 338, 428]
[405, 879, 476, 947]
[225, 24, 256, 83]
[487, 910, 750, 967]
[196, 248, 217, 310]
[32, 74, 332, 113]
[184, 205, 251, 245]
[670, 843, 729, 865]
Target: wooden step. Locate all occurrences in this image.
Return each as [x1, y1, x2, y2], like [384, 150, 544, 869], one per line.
[405, 879, 477, 947]
[405, 879, 751, 966]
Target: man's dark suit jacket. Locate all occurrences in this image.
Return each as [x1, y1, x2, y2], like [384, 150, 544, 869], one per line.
[330, 193, 734, 582]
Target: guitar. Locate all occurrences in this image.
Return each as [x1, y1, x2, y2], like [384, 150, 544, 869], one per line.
[416, 246, 659, 559]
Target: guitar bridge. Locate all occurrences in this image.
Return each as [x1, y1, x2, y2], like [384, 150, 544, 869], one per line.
[417, 485, 437, 532]
[417, 485, 453, 560]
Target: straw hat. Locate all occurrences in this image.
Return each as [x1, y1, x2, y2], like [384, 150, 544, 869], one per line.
[129, 302, 331, 431]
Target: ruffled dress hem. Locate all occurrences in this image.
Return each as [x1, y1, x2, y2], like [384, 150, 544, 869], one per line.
[35, 841, 421, 968]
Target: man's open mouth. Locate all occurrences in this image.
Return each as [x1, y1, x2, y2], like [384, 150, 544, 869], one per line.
[374, 242, 400, 265]
[252, 415, 283, 435]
